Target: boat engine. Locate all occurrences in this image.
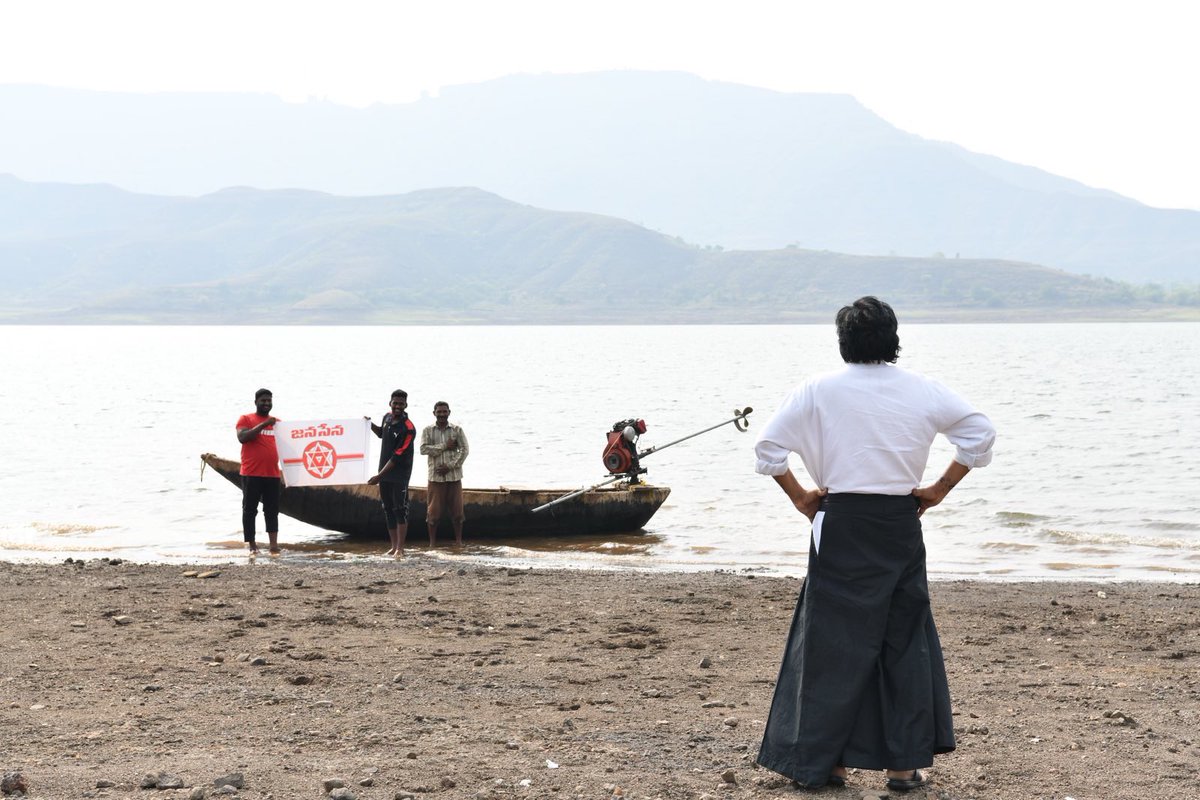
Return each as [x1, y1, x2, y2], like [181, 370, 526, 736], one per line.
[602, 418, 647, 481]
[532, 407, 752, 514]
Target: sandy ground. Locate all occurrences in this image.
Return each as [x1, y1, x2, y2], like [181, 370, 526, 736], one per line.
[1, 558, 1198, 800]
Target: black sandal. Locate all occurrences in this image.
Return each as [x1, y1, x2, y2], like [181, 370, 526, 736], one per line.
[885, 770, 927, 791]
[790, 772, 846, 790]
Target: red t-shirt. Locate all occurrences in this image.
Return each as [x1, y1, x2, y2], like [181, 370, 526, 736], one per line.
[237, 413, 281, 478]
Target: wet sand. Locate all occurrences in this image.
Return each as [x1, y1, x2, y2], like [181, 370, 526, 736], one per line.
[2, 559, 1198, 799]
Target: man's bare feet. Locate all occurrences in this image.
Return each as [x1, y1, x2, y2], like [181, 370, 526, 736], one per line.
[394, 550, 405, 559]
[268, 547, 281, 556]
[384, 548, 396, 556]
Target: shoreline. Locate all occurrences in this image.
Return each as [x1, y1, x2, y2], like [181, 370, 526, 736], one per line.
[3, 560, 1198, 799]
[5, 549, 1198, 585]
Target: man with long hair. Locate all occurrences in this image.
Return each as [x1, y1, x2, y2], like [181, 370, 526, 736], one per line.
[754, 296, 995, 792]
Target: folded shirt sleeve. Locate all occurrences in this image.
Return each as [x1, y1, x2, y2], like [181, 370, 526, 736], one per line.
[948, 412, 996, 468]
[935, 383, 996, 468]
[754, 390, 804, 476]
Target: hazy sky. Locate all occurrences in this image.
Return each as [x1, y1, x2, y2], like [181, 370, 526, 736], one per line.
[3, 0, 1197, 210]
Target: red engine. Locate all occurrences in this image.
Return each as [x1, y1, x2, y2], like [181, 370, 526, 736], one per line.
[601, 418, 647, 478]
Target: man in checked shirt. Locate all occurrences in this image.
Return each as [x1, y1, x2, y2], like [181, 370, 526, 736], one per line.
[420, 401, 470, 546]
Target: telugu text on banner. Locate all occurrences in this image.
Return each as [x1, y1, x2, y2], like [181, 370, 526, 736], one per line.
[274, 419, 370, 487]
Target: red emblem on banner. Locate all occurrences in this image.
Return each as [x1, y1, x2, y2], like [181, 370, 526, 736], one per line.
[301, 440, 338, 479]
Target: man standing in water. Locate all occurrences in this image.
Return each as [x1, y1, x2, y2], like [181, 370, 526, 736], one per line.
[236, 388, 281, 555]
[367, 390, 416, 557]
[420, 401, 469, 546]
[753, 297, 995, 792]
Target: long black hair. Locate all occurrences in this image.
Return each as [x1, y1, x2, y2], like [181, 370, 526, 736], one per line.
[836, 296, 901, 364]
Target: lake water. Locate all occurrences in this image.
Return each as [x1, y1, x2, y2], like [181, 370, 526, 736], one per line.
[0, 323, 1196, 581]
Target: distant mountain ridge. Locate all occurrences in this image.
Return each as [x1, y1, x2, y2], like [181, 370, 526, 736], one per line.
[1, 177, 1192, 324]
[1, 73, 1198, 285]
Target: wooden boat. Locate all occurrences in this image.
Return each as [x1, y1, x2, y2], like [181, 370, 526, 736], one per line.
[201, 454, 670, 540]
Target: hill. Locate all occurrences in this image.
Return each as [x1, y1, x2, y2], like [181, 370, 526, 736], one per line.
[1, 75, 1199, 285]
[1, 178, 1192, 324]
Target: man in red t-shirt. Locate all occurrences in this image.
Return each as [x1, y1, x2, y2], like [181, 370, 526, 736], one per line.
[236, 388, 281, 555]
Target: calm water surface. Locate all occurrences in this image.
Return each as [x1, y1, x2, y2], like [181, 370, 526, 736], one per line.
[0, 323, 1196, 581]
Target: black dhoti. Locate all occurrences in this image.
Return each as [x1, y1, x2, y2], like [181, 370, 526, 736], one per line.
[757, 493, 955, 788]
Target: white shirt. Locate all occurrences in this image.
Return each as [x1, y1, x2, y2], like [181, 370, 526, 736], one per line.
[755, 363, 995, 495]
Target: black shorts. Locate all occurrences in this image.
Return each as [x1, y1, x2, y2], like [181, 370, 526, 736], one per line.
[379, 483, 409, 527]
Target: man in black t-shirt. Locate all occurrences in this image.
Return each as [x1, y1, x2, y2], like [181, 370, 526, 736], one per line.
[367, 389, 416, 557]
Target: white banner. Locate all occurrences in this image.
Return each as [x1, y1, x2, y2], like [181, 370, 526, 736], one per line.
[275, 419, 371, 487]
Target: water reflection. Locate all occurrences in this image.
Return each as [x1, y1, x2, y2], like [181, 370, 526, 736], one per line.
[486, 531, 663, 556]
[283, 530, 664, 559]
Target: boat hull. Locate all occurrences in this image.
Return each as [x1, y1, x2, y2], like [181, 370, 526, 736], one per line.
[201, 454, 669, 540]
